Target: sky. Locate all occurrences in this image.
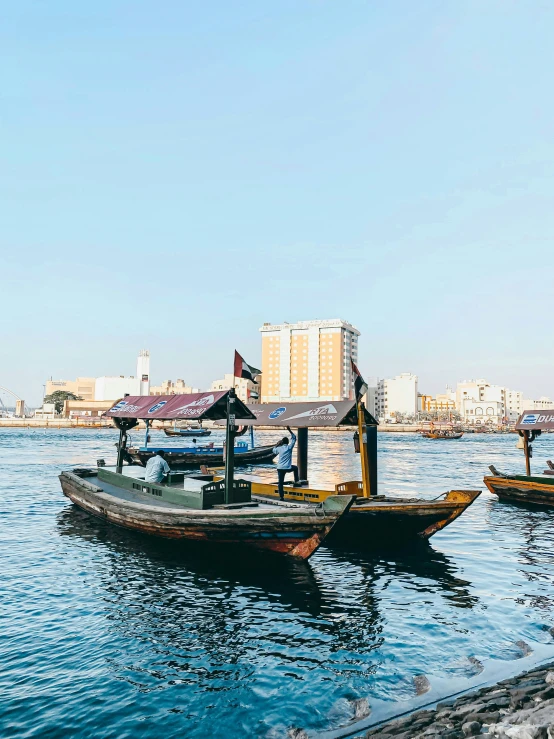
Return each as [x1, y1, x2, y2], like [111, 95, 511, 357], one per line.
[1, 0, 554, 406]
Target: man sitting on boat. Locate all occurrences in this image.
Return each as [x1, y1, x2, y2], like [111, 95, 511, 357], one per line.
[274, 426, 300, 500]
[145, 450, 170, 483]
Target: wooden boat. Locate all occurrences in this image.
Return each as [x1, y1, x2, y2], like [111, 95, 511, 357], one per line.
[484, 411, 554, 507]
[421, 431, 464, 440]
[228, 473, 480, 546]
[59, 465, 354, 560]
[127, 443, 276, 468]
[213, 397, 481, 547]
[164, 427, 211, 438]
[58, 390, 355, 560]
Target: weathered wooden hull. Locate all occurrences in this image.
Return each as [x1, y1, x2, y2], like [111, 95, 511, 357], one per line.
[484, 475, 554, 507]
[128, 445, 276, 468]
[59, 471, 352, 560]
[421, 433, 464, 439]
[327, 490, 480, 545]
[246, 480, 480, 546]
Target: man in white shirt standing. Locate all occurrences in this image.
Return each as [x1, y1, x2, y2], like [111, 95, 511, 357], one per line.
[273, 426, 299, 501]
[145, 450, 170, 483]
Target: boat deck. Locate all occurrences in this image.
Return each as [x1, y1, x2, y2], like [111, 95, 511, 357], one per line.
[84, 468, 318, 516]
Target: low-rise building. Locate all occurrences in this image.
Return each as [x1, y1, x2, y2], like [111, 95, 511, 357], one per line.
[63, 400, 115, 418]
[521, 396, 554, 411]
[149, 379, 201, 395]
[34, 403, 56, 420]
[210, 374, 260, 404]
[45, 378, 96, 401]
[95, 376, 142, 401]
[462, 399, 505, 426]
[377, 373, 418, 419]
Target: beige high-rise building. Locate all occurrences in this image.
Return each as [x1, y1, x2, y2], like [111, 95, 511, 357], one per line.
[45, 378, 96, 401]
[260, 319, 360, 403]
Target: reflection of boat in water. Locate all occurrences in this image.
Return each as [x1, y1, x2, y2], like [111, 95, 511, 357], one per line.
[485, 411, 554, 507]
[59, 391, 354, 561]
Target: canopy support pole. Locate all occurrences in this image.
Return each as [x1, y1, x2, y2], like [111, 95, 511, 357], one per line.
[297, 427, 308, 481]
[224, 388, 237, 504]
[249, 424, 255, 450]
[116, 428, 125, 474]
[357, 401, 371, 497]
[367, 422, 378, 496]
[523, 430, 531, 476]
[144, 419, 150, 449]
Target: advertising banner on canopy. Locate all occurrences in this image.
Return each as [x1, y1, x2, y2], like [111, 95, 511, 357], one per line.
[104, 391, 255, 421]
[516, 411, 554, 431]
[217, 400, 378, 428]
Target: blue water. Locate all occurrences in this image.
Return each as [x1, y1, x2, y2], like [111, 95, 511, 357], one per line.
[2, 428, 554, 738]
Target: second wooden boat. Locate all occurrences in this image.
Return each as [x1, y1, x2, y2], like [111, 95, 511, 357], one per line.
[127, 443, 276, 469]
[484, 411, 554, 507]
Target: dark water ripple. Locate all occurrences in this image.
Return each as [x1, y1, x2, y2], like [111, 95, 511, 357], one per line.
[2, 428, 554, 737]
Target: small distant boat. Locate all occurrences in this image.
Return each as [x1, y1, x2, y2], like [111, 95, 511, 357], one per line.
[421, 430, 464, 440]
[485, 410, 554, 507]
[164, 427, 212, 438]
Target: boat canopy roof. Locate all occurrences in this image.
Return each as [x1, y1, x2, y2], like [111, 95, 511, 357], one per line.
[516, 410, 554, 431]
[216, 400, 378, 428]
[104, 391, 256, 421]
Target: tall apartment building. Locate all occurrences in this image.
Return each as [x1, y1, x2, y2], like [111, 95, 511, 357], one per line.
[260, 319, 360, 402]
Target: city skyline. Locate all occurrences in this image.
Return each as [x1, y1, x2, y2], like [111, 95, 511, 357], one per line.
[2, 2, 554, 404]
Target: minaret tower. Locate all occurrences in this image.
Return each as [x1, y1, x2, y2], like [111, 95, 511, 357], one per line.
[137, 350, 150, 396]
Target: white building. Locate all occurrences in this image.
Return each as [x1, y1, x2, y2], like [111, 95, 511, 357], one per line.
[377, 373, 418, 419]
[521, 396, 554, 411]
[362, 377, 379, 419]
[34, 403, 56, 419]
[210, 374, 260, 404]
[94, 351, 151, 401]
[260, 318, 360, 402]
[462, 399, 505, 426]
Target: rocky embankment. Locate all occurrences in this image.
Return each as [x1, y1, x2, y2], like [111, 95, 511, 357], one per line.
[363, 662, 554, 738]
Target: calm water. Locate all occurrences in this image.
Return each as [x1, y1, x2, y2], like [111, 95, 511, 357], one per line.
[2, 428, 554, 738]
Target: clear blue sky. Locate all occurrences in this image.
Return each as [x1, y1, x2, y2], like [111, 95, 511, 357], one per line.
[2, 1, 554, 405]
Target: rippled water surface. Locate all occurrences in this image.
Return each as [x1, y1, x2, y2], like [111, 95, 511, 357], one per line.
[2, 428, 554, 738]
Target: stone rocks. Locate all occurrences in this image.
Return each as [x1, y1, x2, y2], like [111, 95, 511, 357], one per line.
[360, 662, 554, 737]
[350, 697, 371, 720]
[461, 720, 481, 736]
[413, 675, 431, 695]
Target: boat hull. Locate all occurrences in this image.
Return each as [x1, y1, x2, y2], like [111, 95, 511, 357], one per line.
[128, 445, 276, 469]
[164, 428, 212, 437]
[246, 480, 480, 546]
[484, 475, 554, 507]
[328, 490, 480, 545]
[59, 471, 352, 560]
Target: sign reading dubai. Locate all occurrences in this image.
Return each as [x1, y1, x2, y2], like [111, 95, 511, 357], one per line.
[516, 411, 554, 431]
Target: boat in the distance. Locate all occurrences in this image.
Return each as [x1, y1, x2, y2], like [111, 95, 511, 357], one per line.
[164, 426, 212, 438]
[421, 423, 463, 440]
[126, 441, 276, 468]
[484, 410, 554, 506]
[59, 391, 354, 560]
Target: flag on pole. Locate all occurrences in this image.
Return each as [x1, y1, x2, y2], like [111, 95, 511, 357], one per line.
[234, 351, 261, 382]
[351, 359, 368, 401]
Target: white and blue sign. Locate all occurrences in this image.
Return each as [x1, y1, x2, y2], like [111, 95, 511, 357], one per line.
[522, 414, 538, 425]
[110, 400, 128, 412]
[148, 400, 168, 414]
[269, 407, 287, 420]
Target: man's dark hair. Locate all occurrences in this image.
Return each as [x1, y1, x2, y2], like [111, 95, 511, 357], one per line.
[278, 437, 289, 447]
[155, 450, 166, 458]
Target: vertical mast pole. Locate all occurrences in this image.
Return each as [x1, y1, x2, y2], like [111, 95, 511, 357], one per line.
[523, 430, 531, 476]
[224, 388, 236, 504]
[144, 419, 150, 449]
[357, 401, 370, 497]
